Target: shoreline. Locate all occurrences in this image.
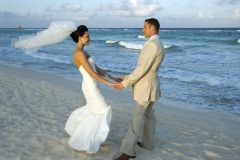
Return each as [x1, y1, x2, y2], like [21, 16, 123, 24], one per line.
[1, 63, 239, 122]
[1, 64, 240, 159]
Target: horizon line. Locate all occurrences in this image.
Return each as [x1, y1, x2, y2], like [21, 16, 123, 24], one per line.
[1, 27, 240, 29]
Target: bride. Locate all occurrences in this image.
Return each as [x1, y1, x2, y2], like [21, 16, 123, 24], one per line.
[11, 21, 120, 154]
[65, 25, 120, 154]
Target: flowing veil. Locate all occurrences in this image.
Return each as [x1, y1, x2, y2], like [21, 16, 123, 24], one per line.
[11, 21, 77, 53]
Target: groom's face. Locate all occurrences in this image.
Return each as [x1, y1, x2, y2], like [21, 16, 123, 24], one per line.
[142, 22, 152, 38]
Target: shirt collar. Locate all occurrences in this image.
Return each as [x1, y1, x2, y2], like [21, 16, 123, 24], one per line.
[148, 34, 158, 42]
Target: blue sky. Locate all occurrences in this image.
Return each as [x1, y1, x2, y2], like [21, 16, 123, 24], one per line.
[1, 0, 240, 28]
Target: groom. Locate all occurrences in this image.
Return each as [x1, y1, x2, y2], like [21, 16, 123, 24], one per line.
[114, 18, 165, 160]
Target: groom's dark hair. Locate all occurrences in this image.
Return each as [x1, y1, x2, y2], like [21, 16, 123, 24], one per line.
[70, 25, 88, 43]
[145, 18, 160, 33]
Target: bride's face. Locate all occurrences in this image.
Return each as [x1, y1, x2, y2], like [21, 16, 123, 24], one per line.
[79, 31, 90, 46]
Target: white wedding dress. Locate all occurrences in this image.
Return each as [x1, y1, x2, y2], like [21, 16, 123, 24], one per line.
[65, 57, 111, 154]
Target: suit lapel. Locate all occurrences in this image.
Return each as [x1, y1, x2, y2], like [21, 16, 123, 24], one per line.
[139, 35, 159, 56]
[142, 35, 159, 49]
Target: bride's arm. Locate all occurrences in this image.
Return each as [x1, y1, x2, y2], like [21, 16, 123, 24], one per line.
[77, 50, 116, 87]
[95, 65, 122, 82]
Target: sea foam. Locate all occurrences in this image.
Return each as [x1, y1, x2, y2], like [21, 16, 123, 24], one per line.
[119, 41, 172, 50]
[118, 41, 143, 50]
[138, 35, 146, 39]
[164, 45, 172, 49]
[207, 30, 221, 32]
[238, 39, 240, 43]
[106, 40, 118, 44]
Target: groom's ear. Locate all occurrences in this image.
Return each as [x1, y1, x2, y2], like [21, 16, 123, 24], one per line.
[150, 25, 155, 31]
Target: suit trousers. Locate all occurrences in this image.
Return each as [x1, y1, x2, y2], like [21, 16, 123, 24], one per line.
[120, 100, 156, 156]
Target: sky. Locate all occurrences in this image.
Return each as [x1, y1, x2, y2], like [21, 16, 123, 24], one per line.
[0, 0, 240, 28]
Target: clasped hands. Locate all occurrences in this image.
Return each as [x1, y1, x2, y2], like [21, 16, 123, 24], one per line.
[111, 76, 125, 90]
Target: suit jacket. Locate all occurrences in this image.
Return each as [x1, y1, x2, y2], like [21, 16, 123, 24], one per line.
[122, 35, 165, 102]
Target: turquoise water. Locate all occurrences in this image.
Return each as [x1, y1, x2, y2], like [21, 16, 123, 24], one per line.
[0, 28, 240, 116]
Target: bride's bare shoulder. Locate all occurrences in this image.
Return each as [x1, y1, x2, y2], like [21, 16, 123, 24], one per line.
[73, 50, 91, 68]
[73, 50, 84, 68]
[73, 50, 86, 61]
[74, 49, 83, 56]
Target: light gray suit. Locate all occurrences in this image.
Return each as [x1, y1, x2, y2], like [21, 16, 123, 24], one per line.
[120, 35, 165, 156]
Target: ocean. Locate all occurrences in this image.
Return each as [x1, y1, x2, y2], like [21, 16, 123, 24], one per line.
[0, 27, 240, 117]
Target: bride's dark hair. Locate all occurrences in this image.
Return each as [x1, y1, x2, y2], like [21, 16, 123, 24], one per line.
[70, 25, 88, 43]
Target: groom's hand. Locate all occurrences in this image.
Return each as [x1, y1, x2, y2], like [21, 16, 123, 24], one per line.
[112, 77, 122, 83]
[116, 82, 125, 90]
[118, 76, 125, 81]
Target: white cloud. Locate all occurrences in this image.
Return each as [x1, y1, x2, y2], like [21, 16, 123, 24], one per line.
[232, 9, 240, 18]
[19, 12, 30, 17]
[198, 11, 205, 18]
[97, 0, 163, 17]
[74, 11, 95, 21]
[70, 5, 82, 12]
[45, 3, 82, 12]
[198, 11, 215, 19]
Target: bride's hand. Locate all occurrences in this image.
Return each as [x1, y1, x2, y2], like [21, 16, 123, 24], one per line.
[108, 83, 118, 90]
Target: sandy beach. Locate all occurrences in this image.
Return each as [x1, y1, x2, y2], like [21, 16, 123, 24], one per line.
[0, 64, 240, 160]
